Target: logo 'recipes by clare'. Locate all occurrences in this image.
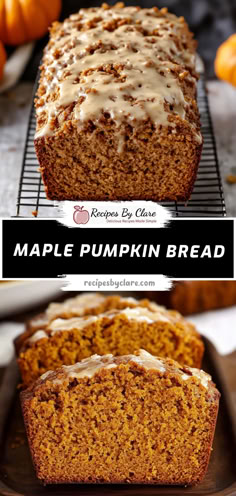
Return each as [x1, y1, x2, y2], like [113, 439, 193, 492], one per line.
[70, 202, 169, 228]
[73, 206, 90, 225]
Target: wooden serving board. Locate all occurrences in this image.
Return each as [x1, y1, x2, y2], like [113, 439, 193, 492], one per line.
[0, 338, 235, 496]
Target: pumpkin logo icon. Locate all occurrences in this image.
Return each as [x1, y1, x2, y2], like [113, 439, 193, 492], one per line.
[73, 206, 90, 225]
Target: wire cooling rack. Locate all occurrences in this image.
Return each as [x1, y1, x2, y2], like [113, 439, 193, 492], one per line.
[16, 73, 226, 218]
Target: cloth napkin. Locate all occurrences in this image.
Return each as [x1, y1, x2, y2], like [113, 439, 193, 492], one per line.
[189, 305, 236, 355]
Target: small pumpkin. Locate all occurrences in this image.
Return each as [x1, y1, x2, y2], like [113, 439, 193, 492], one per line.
[0, 0, 62, 46]
[0, 39, 6, 80]
[215, 34, 236, 87]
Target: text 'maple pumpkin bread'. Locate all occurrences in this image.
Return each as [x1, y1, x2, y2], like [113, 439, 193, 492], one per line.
[34, 3, 202, 201]
[21, 349, 220, 485]
[16, 293, 204, 387]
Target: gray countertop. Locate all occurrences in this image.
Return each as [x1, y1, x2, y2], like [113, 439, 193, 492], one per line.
[0, 80, 235, 218]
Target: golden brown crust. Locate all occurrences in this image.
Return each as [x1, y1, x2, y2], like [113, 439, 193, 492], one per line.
[21, 352, 220, 485]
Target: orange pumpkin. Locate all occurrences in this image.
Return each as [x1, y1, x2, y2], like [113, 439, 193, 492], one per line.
[0, 0, 62, 46]
[215, 34, 236, 87]
[0, 39, 6, 80]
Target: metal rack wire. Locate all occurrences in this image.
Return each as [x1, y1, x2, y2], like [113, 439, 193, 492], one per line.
[16, 73, 226, 217]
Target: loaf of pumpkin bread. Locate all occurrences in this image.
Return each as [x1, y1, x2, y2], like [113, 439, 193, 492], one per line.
[34, 3, 202, 201]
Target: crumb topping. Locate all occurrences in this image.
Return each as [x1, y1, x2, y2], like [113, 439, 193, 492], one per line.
[35, 3, 202, 148]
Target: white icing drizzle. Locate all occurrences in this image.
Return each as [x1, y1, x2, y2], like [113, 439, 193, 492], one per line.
[182, 368, 211, 389]
[49, 315, 99, 334]
[64, 355, 117, 379]
[120, 296, 137, 304]
[35, 5, 202, 148]
[46, 293, 105, 321]
[40, 349, 211, 389]
[30, 315, 49, 329]
[55, 349, 166, 381]
[28, 330, 48, 344]
[40, 370, 53, 380]
[127, 349, 166, 372]
[48, 306, 170, 333]
[30, 293, 167, 330]
[27, 305, 170, 344]
[115, 306, 170, 323]
[30, 293, 105, 330]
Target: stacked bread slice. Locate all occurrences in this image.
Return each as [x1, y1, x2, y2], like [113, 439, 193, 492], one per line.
[16, 293, 204, 387]
[18, 292, 219, 486]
